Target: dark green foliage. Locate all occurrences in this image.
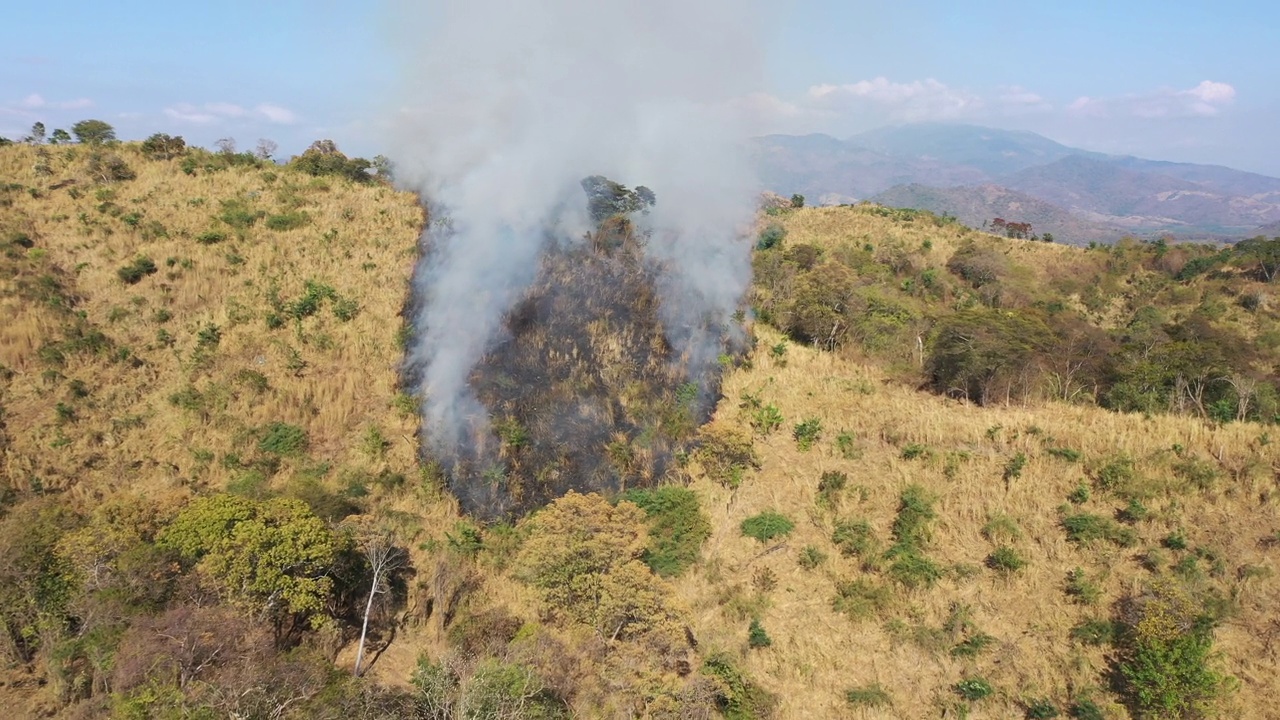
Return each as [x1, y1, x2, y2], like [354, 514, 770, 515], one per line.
[289, 139, 375, 183]
[71, 119, 116, 144]
[792, 417, 822, 450]
[1119, 498, 1149, 524]
[756, 223, 786, 251]
[1062, 513, 1136, 547]
[1065, 567, 1101, 605]
[1068, 484, 1090, 505]
[116, 256, 157, 284]
[87, 152, 135, 182]
[702, 652, 777, 720]
[900, 442, 930, 460]
[887, 551, 942, 588]
[845, 684, 891, 708]
[747, 618, 772, 648]
[926, 308, 1054, 405]
[817, 470, 847, 505]
[619, 486, 711, 577]
[1163, 532, 1188, 551]
[1070, 618, 1117, 646]
[580, 175, 655, 223]
[258, 422, 308, 456]
[196, 229, 226, 245]
[954, 677, 994, 701]
[1025, 698, 1061, 719]
[1068, 699, 1105, 720]
[1116, 582, 1225, 718]
[986, 545, 1026, 573]
[832, 518, 877, 559]
[217, 197, 265, 234]
[891, 485, 935, 549]
[264, 211, 311, 231]
[1003, 452, 1028, 481]
[1047, 446, 1082, 462]
[740, 511, 794, 543]
[140, 133, 187, 160]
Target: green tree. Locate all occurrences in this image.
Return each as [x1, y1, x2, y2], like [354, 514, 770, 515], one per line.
[140, 133, 187, 160]
[28, 122, 45, 144]
[1233, 236, 1280, 282]
[790, 193, 805, 208]
[580, 175, 656, 223]
[290, 139, 374, 183]
[49, 128, 72, 145]
[158, 495, 347, 638]
[71, 119, 116, 145]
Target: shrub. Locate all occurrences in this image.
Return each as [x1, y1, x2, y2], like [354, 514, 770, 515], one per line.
[1025, 698, 1061, 719]
[756, 223, 786, 251]
[1062, 513, 1135, 547]
[116, 256, 157, 284]
[832, 519, 877, 559]
[87, 152, 135, 182]
[1070, 618, 1116, 646]
[740, 511, 794, 543]
[845, 684, 891, 708]
[792, 417, 822, 450]
[702, 652, 777, 720]
[1117, 579, 1225, 718]
[140, 133, 186, 160]
[887, 551, 942, 588]
[695, 425, 758, 489]
[1068, 699, 1105, 720]
[1047, 446, 1082, 462]
[257, 422, 308, 456]
[750, 404, 784, 435]
[986, 545, 1026, 573]
[798, 545, 827, 570]
[891, 485, 935, 548]
[954, 677, 994, 701]
[619, 486, 711, 577]
[950, 632, 996, 658]
[1065, 568, 1101, 605]
[195, 230, 227, 245]
[1067, 484, 1090, 505]
[747, 618, 772, 649]
[900, 442, 930, 460]
[1003, 452, 1028, 481]
[817, 470, 847, 505]
[264, 211, 311, 231]
[832, 579, 891, 620]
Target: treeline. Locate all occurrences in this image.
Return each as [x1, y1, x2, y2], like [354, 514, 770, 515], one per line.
[3, 118, 391, 184]
[754, 209, 1280, 423]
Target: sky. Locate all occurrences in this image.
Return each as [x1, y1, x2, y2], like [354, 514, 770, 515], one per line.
[2, 0, 1278, 175]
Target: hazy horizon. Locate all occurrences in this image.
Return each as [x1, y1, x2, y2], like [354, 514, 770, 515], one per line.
[3, 1, 1277, 176]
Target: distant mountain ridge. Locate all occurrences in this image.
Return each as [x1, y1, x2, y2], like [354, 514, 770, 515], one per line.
[750, 123, 1280, 244]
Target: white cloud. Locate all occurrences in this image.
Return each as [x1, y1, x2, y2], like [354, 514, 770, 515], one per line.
[163, 101, 299, 126]
[256, 103, 297, 124]
[1067, 80, 1236, 119]
[20, 93, 45, 109]
[13, 93, 93, 111]
[805, 77, 982, 122]
[996, 86, 1052, 114]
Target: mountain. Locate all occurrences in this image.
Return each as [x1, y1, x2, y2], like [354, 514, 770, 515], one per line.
[869, 183, 1125, 244]
[847, 122, 1089, 176]
[749, 133, 987, 202]
[752, 123, 1280, 241]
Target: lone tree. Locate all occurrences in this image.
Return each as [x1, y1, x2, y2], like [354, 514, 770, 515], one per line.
[580, 175, 656, 224]
[49, 128, 71, 145]
[71, 119, 116, 145]
[27, 122, 45, 144]
[791, 193, 805, 208]
[349, 522, 408, 677]
[140, 133, 187, 160]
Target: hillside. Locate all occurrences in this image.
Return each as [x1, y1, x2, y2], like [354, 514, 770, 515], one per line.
[868, 183, 1121, 245]
[3, 142, 1280, 719]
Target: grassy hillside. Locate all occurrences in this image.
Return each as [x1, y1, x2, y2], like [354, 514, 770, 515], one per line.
[2, 142, 1279, 719]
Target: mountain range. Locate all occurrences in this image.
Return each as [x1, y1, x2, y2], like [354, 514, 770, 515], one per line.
[750, 123, 1280, 244]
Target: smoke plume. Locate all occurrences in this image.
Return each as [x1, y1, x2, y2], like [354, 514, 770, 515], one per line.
[389, 0, 764, 513]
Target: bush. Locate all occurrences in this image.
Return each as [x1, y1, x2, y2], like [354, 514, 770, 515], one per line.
[619, 486, 711, 577]
[1068, 698, 1105, 720]
[140, 133, 186, 160]
[954, 677, 994, 701]
[950, 632, 996, 658]
[1062, 513, 1135, 547]
[756, 223, 786, 251]
[886, 551, 942, 588]
[740, 511, 794, 543]
[195, 230, 226, 245]
[1117, 580, 1225, 718]
[1025, 698, 1061, 718]
[986, 545, 1026, 573]
[117, 256, 157, 284]
[87, 152, 135, 182]
[832, 519, 877, 559]
[1070, 618, 1117, 646]
[798, 545, 827, 570]
[845, 684, 891, 708]
[832, 579, 891, 620]
[701, 652, 777, 720]
[747, 618, 772, 649]
[792, 417, 822, 450]
[1065, 568, 1101, 605]
[264, 211, 311, 231]
[258, 422, 308, 456]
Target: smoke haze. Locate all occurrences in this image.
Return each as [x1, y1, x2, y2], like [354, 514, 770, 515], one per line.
[389, 0, 764, 488]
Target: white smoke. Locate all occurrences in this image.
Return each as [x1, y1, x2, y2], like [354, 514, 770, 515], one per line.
[388, 0, 764, 459]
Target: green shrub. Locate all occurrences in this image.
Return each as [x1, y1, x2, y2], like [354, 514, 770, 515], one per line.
[332, 296, 360, 321]
[954, 677, 994, 701]
[750, 404, 784, 435]
[798, 545, 827, 570]
[792, 417, 822, 450]
[740, 511, 794, 543]
[1003, 452, 1028, 481]
[747, 618, 772, 649]
[1163, 531, 1188, 551]
[702, 652, 777, 720]
[900, 442, 930, 460]
[756, 223, 786, 251]
[1094, 455, 1140, 496]
[981, 513, 1021, 543]
[1117, 580, 1225, 718]
[832, 519, 877, 559]
[832, 579, 891, 620]
[986, 545, 1026, 573]
[1070, 618, 1116, 646]
[264, 211, 311, 231]
[817, 470, 847, 505]
[116, 256, 157, 284]
[195, 230, 226, 245]
[886, 550, 942, 589]
[950, 632, 996, 658]
[1047, 446, 1082, 462]
[1067, 484, 1090, 504]
[845, 684, 892, 708]
[1119, 498, 1149, 523]
[258, 422, 308, 456]
[1068, 698, 1104, 720]
[1065, 568, 1101, 605]
[891, 484, 935, 548]
[619, 486, 711, 577]
[1025, 698, 1061, 718]
[1173, 457, 1219, 491]
[1062, 512, 1135, 547]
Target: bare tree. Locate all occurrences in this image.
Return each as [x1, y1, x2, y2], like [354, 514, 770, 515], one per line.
[215, 137, 237, 155]
[353, 527, 407, 676]
[256, 138, 278, 160]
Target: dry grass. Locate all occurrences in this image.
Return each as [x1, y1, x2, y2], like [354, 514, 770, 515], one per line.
[677, 319, 1279, 717]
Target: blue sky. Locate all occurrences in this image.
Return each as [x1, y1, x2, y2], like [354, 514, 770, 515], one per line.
[3, 0, 1277, 175]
